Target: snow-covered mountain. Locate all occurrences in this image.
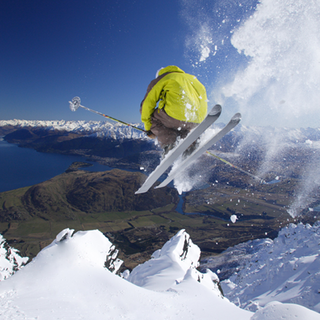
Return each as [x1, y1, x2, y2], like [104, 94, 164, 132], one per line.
[203, 222, 320, 313]
[1, 119, 320, 146]
[1, 227, 320, 319]
[0, 119, 147, 140]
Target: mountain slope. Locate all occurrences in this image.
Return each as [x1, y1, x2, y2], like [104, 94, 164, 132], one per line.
[220, 222, 320, 312]
[0, 229, 252, 320]
[1, 228, 319, 319]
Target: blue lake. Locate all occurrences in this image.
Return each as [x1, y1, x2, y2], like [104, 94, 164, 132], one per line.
[0, 138, 113, 193]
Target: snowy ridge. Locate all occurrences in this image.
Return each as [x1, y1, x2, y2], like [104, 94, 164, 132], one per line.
[221, 222, 320, 313]
[0, 229, 251, 320]
[1, 227, 319, 319]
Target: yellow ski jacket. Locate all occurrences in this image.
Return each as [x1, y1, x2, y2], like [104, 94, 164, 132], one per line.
[140, 66, 208, 131]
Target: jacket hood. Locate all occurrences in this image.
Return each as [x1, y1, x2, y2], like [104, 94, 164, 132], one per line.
[157, 65, 185, 77]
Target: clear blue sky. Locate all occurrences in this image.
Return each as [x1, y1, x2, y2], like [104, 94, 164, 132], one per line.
[0, 0, 252, 124]
[2, 0, 317, 128]
[0, 1, 184, 122]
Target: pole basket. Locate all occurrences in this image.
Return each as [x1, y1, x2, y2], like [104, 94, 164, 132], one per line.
[69, 96, 81, 112]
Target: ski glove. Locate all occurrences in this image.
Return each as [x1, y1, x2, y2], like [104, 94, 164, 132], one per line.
[146, 131, 156, 139]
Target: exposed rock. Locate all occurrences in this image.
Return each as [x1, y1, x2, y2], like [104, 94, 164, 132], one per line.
[0, 234, 29, 281]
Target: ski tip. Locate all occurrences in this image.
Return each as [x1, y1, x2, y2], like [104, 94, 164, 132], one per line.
[135, 188, 146, 195]
[135, 184, 152, 194]
[208, 104, 222, 116]
[154, 184, 164, 190]
[231, 112, 242, 122]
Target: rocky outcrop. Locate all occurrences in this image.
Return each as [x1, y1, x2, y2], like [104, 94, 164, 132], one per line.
[0, 234, 29, 281]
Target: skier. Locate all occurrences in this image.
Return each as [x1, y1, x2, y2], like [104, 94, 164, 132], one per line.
[140, 65, 208, 156]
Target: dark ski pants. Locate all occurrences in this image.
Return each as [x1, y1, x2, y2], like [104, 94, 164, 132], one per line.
[150, 108, 197, 148]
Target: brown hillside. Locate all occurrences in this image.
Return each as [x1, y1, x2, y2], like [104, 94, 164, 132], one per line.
[0, 169, 179, 222]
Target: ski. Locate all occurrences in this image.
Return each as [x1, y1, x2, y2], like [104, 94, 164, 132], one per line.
[155, 112, 241, 190]
[135, 104, 222, 194]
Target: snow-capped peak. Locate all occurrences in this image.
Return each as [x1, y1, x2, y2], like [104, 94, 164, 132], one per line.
[126, 229, 221, 294]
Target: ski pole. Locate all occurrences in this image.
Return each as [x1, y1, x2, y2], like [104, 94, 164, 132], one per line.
[69, 96, 146, 133]
[206, 150, 266, 184]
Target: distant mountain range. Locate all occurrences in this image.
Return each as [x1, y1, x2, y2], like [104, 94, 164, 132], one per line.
[1, 119, 320, 143]
[0, 119, 146, 140]
[0, 120, 159, 171]
[1, 119, 320, 172]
